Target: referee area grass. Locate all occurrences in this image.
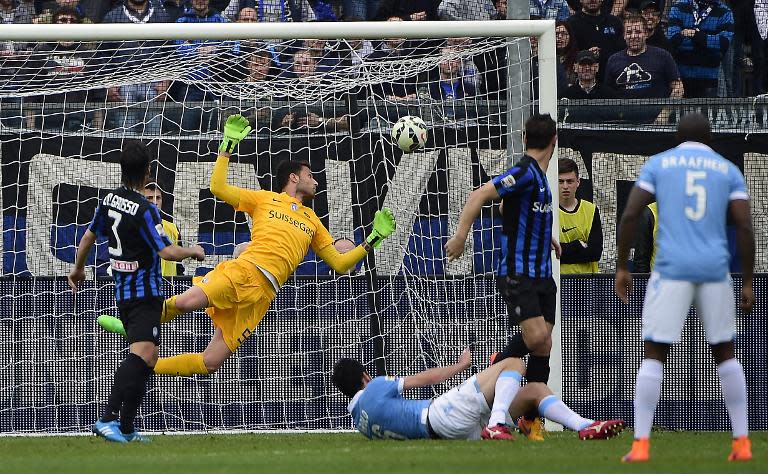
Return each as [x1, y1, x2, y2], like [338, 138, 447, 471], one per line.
[1, 431, 765, 474]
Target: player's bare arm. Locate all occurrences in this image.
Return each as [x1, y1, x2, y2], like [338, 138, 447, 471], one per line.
[158, 244, 205, 262]
[615, 187, 655, 303]
[729, 198, 755, 312]
[445, 181, 500, 261]
[402, 348, 471, 390]
[68, 229, 97, 293]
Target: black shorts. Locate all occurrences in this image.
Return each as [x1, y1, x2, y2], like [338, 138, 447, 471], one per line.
[117, 296, 163, 345]
[496, 275, 557, 325]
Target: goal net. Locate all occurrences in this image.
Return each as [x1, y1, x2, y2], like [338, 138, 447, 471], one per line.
[0, 21, 557, 433]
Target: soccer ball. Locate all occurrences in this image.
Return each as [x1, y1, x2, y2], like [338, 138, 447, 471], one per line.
[391, 116, 428, 153]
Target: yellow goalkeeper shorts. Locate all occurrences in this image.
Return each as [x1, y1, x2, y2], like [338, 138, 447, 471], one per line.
[193, 259, 276, 352]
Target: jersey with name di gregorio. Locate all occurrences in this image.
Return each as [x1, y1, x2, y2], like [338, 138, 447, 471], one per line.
[88, 186, 172, 301]
[348, 376, 430, 440]
[636, 142, 748, 282]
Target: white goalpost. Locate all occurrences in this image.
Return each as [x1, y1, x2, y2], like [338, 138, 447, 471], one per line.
[0, 20, 559, 434]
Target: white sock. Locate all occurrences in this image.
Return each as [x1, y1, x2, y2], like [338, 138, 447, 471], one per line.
[718, 358, 748, 438]
[538, 395, 592, 431]
[633, 359, 664, 439]
[488, 371, 522, 426]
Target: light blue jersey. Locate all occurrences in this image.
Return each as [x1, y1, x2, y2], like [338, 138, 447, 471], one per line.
[636, 142, 748, 282]
[348, 376, 430, 440]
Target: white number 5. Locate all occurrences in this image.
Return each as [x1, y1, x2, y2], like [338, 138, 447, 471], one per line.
[107, 209, 123, 256]
[685, 170, 707, 221]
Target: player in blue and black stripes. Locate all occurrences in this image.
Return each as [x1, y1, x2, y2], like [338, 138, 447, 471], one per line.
[68, 141, 205, 443]
[445, 113, 561, 440]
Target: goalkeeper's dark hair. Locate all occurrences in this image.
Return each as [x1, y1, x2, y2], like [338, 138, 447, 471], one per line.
[120, 141, 151, 190]
[332, 358, 366, 398]
[676, 112, 712, 145]
[524, 113, 557, 150]
[276, 160, 311, 191]
[558, 158, 579, 176]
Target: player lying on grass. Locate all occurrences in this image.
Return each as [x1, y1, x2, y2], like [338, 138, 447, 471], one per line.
[99, 114, 396, 376]
[332, 350, 625, 441]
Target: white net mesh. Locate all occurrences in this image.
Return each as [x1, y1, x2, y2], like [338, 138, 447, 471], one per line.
[0, 28, 542, 433]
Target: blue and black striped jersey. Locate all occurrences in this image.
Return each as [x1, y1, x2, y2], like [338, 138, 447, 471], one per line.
[88, 186, 172, 302]
[492, 155, 553, 279]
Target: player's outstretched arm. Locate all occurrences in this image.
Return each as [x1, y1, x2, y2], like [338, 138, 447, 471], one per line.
[445, 181, 499, 261]
[158, 244, 206, 262]
[402, 348, 471, 390]
[316, 244, 367, 274]
[210, 114, 253, 208]
[68, 229, 97, 293]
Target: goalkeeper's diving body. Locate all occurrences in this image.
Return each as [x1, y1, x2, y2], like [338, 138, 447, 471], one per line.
[100, 115, 396, 375]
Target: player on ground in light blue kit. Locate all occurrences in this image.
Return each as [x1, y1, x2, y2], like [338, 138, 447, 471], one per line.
[615, 113, 755, 463]
[332, 349, 625, 441]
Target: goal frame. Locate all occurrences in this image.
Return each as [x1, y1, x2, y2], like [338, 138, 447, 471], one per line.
[1, 19, 561, 428]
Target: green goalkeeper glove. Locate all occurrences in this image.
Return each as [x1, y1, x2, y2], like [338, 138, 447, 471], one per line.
[219, 114, 252, 154]
[365, 208, 396, 249]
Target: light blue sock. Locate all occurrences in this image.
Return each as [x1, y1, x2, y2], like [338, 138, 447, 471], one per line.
[538, 395, 592, 431]
[488, 371, 522, 426]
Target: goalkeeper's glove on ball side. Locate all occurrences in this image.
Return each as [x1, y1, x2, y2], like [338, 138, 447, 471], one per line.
[219, 114, 252, 154]
[366, 208, 396, 249]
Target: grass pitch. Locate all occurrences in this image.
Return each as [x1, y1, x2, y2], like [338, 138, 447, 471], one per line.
[1, 431, 765, 474]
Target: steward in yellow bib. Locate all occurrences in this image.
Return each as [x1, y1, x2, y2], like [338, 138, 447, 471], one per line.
[557, 159, 603, 274]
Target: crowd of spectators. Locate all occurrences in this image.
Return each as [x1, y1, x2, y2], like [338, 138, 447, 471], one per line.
[1, 0, 767, 133]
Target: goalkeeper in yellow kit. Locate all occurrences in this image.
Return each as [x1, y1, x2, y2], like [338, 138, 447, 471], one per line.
[99, 115, 396, 376]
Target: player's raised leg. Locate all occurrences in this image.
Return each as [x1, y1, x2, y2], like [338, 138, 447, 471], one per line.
[98, 285, 209, 336]
[153, 327, 232, 376]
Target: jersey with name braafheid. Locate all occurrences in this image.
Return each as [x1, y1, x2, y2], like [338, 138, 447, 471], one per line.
[348, 376, 430, 440]
[636, 142, 748, 282]
[89, 186, 172, 301]
[492, 155, 553, 278]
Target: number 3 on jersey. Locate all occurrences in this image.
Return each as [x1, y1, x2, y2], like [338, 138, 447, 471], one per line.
[107, 209, 123, 256]
[685, 170, 707, 221]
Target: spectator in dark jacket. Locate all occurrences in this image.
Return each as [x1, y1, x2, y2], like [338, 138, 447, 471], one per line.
[564, 49, 620, 98]
[568, 0, 626, 81]
[163, 0, 189, 21]
[667, 0, 734, 97]
[103, 0, 170, 23]
[640, 0, 671, 51]
[23, 7, 107, 130]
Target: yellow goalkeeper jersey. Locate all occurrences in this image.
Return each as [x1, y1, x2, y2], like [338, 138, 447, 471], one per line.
[234, 189, 334, 286]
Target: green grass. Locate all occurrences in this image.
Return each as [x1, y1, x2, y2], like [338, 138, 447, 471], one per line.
[1, 431, 765, 474]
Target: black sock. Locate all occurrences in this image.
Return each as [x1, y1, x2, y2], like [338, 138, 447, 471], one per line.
[524, 355, 550, 421]
[493, 333, 530, 364]
[113, 353, 152, 434]
[101, 353, 141, 422]
[526, 355, 551, 383]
